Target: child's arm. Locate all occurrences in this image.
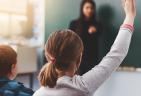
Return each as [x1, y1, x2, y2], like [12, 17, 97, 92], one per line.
[81, 0, 136, 94]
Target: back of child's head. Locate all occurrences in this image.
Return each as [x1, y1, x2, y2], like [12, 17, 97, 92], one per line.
[0, 45, 17, 77]
[39, 29, 84, 88]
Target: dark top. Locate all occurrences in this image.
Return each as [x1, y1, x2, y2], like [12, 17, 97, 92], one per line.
[69, 19, 101, 75]
[0, 77, 34, 96]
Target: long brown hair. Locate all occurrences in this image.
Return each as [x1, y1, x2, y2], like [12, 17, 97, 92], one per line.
[0, 45, 17, 77]
[39, 29, 83, 88]
[80, 0, 96, 20]
[76, 0, 98, 35]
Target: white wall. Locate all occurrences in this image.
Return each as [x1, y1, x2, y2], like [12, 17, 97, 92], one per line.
[94, 71, 141, 96]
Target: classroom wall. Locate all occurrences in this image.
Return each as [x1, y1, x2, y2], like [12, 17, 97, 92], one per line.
[45, 0, 81, 39]
[45, 0, 141, 68]
[94, 71, 141, 96]
[44, 1, 141, 96]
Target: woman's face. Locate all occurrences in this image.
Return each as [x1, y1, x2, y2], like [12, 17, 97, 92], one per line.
[83, 2, 94, 19]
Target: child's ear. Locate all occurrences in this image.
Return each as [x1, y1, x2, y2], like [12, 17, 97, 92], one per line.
[10, 63, 18, 80]
[11, 63, 17, 69]
[11, 58, 17, 70]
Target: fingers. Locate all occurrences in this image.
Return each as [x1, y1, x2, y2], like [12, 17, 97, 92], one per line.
[123, 0, 136, 25]
[133, 0, 136, 16]
[129, 0, 135, 9]
[133, 0, 136, 11]
[131, 0, 134, 9]
[130, 0, 136, 16]
[122, 0, 126, 8]
[123, 0, 136, 13]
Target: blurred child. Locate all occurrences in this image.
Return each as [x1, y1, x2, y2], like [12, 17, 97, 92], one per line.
[0, 45, 34, 96]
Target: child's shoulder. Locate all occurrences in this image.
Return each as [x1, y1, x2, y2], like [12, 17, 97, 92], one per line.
[0, 77, 34, 96]
[33, 87, 47, 96]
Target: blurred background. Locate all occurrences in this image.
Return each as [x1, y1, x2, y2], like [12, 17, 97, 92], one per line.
[0, 0, 44, 91]
[0, 0, 141, 96]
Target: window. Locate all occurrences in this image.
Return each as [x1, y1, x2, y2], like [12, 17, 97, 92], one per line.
[0, 0, 44, 45]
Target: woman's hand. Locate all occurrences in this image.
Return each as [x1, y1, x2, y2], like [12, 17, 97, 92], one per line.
[123, 0, 136, 25]
[88, 26, 97, 34]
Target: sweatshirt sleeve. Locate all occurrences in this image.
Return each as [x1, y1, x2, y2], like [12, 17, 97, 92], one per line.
[81, 25, 134, 94]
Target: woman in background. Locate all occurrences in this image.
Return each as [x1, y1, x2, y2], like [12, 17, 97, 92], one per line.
[69, 0, 101, 75]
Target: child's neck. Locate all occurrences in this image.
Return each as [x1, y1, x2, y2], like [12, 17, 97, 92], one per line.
[7, 74, 14, 80]
[57, 70, 75, 78]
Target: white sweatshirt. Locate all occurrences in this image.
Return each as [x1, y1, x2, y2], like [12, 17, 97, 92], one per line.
[33, 26, 133, 96]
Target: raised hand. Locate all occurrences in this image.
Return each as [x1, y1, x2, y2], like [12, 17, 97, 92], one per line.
[122, 0, 136, 25]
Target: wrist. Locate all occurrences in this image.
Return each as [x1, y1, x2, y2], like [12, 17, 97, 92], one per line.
[121, 24, 134, 32]
[123, 15, 135, 26]
[126, 14, 135, 19]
